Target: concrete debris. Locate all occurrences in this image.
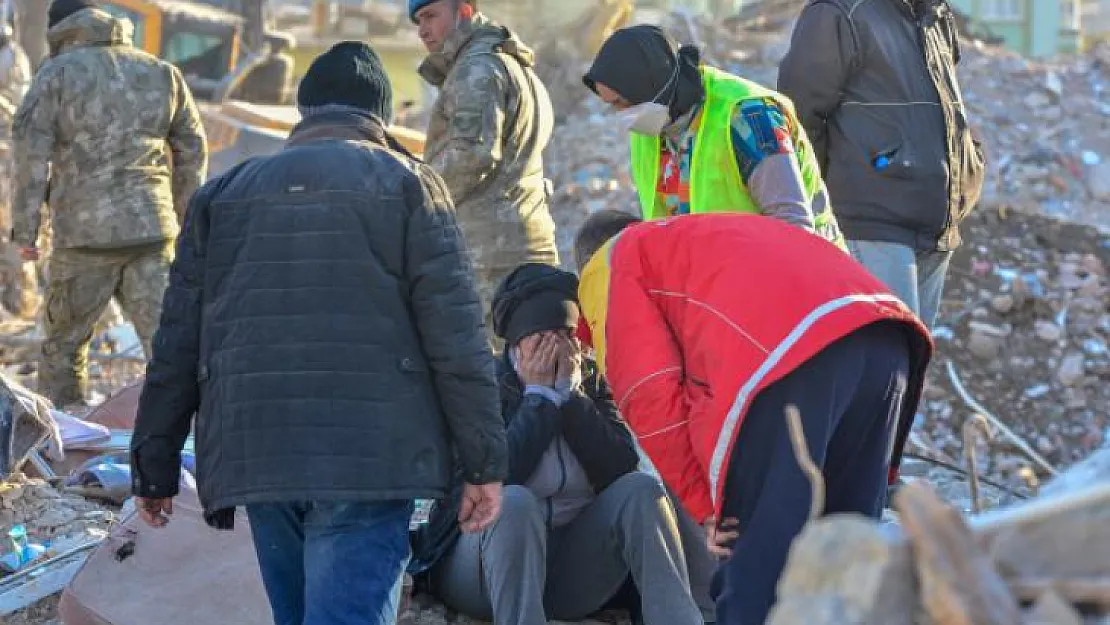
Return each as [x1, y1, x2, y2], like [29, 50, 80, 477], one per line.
[897, 484, 1022, 625]
[770, 454, 1110, 625]
[8, 6, 1110, 624]
[1026, 591, 1083, 625]
[0, 475, 114, 544]
[767, 517, 916, 625]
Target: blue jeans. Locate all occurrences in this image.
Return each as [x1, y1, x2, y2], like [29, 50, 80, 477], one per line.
[246, 500, 415, 625]
[847, 240, 952, 329]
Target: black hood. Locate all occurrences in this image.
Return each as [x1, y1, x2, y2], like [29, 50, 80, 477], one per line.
[583, 24, 704, 122]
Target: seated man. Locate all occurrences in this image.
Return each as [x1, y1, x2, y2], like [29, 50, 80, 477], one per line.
[409, 263, 710, 625]
[573, 211, 934, 625]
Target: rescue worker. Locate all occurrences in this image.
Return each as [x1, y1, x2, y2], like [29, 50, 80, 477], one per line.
[12, 0, 207, 408]
[573, 211, 934, 624]
[410, 0, 560, 337]
[583, 25, 845, 249]
[0, 21, 35, 318]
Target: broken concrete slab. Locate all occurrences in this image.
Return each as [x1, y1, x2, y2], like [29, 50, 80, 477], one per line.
[974, 479, 1110, 582]
[766, 516, 916, 625]
[1025, 590, 1083, 625]
[895, 482, 1022, 625]
[1041, 448, 1110, 498]
[0, 374, 59, 480]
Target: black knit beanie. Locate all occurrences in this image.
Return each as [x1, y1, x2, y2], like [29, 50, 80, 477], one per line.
[49, 0, 98, 28]
[297, 41, 393, 124]
[584, 25, 705, 122]
[492, 264, 581, 348]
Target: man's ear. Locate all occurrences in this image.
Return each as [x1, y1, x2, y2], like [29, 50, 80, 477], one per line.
[459, 2, 474, 20]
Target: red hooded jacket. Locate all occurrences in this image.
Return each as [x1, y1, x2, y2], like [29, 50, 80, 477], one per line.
[578, 215, 933, 522]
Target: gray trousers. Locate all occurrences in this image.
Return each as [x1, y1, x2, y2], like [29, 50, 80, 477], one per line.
[846, 240, 952, 330]
[430, 472, 712, 625]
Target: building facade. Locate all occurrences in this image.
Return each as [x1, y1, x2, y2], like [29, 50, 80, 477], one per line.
[949, 0, 1081, 57]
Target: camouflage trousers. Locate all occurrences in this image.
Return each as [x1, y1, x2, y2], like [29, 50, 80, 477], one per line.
[0, 156, 41, 319]
[38, 241, 175, 407]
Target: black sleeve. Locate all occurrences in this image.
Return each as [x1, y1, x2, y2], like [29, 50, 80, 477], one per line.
[560, 372, 641, 491]
[777, 2, 859, 173]
[405, 165, 507, 485]
[505, 394, 563, 485]
[130, 181, 213, 499]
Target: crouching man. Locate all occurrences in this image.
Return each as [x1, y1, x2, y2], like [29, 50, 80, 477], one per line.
[573, 211, 935, 625]
[130, 42, 508, 625]
[409, 263, 710, 625]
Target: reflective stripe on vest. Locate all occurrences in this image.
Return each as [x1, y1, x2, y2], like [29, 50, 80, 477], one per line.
[706, 293, 907, 507]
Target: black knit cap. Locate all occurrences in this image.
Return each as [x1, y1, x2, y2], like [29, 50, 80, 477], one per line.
[49, 0, 98, 28]
[297, 41, 393, 123]
[491, 264, 581, 348]
[583, 24, 705, 122]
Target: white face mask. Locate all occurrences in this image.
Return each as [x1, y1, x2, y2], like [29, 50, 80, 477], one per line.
[613, 57, 681, 137]
[615, 102, 672, 136]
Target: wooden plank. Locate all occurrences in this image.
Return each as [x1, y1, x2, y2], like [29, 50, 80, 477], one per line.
[0, 557, 86, 615]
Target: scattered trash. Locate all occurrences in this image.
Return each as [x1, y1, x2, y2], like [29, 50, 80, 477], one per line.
[1024, 384, 1051, 399]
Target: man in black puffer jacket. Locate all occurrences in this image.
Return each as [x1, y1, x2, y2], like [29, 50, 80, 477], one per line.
[778, 0, 985, 330]
[129, 42, 507, 625]
[409, 264, 711, 625]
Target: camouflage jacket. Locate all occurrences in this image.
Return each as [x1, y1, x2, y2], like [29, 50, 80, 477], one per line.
[0, 42, 30, 131]
[419, 14, 559, 279]
[11, 8, 208, 250]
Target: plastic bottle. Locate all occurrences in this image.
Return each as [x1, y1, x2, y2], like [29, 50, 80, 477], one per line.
[8, 524, 29, 564]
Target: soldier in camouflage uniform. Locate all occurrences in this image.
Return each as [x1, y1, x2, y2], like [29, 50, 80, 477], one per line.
[410, 0, 559, 340]
[11, 0, 208, 407]
[0, 23, 35, 318]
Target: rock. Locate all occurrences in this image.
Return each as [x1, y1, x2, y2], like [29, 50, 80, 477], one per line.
[1024, 590, 1083, 625]
[968, 331, 1003, 360]
[975, 481, 1110, 581]
[1041, 448, 1110, 498]
[1081, 253, 1106, 277]
[895, 483, 1023, 625]
[34, 505, 79, 530]
[1035, 320, 1064, 342]
[1058, 352, 1087, 387]
[1089, 162, 1110, 201]
[766, 516, 916, 625]
[991, 294, 1015, 314]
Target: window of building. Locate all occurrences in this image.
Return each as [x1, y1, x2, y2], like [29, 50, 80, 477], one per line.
[1061, 0, 1082, 30]
[981, 0, 1025, 21]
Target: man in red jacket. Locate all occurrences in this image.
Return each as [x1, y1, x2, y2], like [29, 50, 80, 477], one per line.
[573, 211, 933, 625]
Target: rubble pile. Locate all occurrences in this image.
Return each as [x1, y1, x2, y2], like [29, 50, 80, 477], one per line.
[0, 475, 114, 544]
[911, 207, 1110, 504]
[4, 475, 115, 625]
[959, 42, 1110, 229]
[768, 449, 1110, 625]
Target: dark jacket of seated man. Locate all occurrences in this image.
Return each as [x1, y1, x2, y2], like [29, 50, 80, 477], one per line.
[409, 263, 707, 625]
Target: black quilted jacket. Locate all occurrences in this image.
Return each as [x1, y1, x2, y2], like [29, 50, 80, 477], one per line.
[130, 111, 508, 527]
